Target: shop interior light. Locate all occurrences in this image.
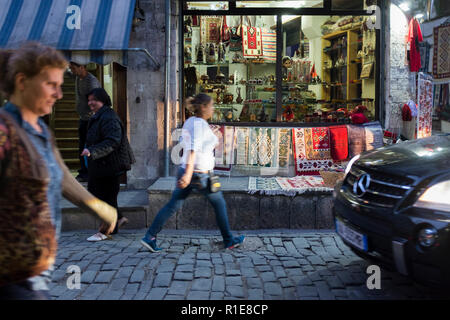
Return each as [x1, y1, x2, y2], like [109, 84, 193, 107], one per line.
[415, 13, 424, 19]
[399, 2, 410, 11]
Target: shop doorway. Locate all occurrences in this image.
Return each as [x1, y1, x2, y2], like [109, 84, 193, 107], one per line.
[50, 62, 128, 183]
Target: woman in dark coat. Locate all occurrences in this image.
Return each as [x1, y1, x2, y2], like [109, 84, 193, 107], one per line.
[81, 88, 134, 241]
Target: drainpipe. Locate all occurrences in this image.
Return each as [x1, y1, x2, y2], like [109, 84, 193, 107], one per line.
[164, 0, 171, 177]
[128, 48, 161, 70]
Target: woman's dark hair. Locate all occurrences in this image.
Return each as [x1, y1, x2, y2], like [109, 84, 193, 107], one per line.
[0, 42, 68, 97]
[185, 93, 212, 116]
[87, 88, 112, 106]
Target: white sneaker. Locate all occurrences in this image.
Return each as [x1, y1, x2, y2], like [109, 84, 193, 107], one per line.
[87, 232, 110, 242]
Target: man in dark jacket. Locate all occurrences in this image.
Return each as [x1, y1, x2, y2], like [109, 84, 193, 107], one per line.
[69, 62, 101, 182]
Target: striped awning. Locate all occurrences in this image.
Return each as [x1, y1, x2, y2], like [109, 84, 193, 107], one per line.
[0, 0, 136, 66]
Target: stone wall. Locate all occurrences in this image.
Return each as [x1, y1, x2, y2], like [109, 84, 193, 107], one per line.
[385, 3, 411, 132]
[147, 191, 335, 230]
[126, 0, 180, 189]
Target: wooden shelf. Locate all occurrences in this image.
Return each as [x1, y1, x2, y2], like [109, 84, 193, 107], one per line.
[322, 25, 365, 103]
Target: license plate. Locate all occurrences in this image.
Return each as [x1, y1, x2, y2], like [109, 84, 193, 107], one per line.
[335, 218, 368, 251]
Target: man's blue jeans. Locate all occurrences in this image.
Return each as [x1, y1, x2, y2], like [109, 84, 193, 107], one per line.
[145, 167, 234, 246]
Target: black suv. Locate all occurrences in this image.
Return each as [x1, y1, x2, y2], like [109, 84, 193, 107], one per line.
[333, 134, 450, 287]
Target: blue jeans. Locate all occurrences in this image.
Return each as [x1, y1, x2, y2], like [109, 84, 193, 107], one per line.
[145, 168, 234, 246]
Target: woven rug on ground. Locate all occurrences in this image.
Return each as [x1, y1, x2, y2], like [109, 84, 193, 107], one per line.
[329, 125, 348, 161]
[200, 16, 222, 44]
[417, 73, 434, 139]
[248, 127, 278, 167]
[275, 176, 333, 195]
[433, 24, 450, 80]
[363, 122, 384, 151]
[292, 128, 336, 176]
[248, 176, 283, 195]
[347, 124, 366, 158]
[242, 26, 262, 57]
[262, 29, 276, 62]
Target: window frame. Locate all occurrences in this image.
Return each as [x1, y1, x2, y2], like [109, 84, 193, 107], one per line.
[180, 0, 383, 127]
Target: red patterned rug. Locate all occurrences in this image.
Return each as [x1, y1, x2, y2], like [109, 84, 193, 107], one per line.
[305, 127, 331, 160]
[292, 128, 336, 176]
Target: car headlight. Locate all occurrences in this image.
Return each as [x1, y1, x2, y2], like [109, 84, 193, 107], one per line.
[344, 154, 360, 178]
[417, 227, 438, 247]
[413, 180, 450, 212]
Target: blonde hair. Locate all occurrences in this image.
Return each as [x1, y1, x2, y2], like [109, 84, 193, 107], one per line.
[0, 42, 68, 97]
[185, 93, 212, 116]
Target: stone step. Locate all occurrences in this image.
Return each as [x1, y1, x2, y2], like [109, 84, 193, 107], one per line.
[61, 190, 149, 231]
[54, 128, 78, 138]
[56, 137, 78, 148]
[59, 147, 79, 159]
[63, 158, 80, 170]
[60, 178, 336, 231]
[54, 117, 79, 128]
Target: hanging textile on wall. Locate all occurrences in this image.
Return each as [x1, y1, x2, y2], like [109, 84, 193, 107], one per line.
[292, 128, 335, 176]
[347, 125, 366, 158]
[304, 127, 331, 160]
[277, 128, 291, 168]
[407, 18, 423, 72]
[363, 122, 384, 151]
[433, 23, 450, 79]
[211, 125, 235, 172]
[417, 73, 434, 138]
[200, 16, 222, 44]
[210, 125, 225, 166]
[419, 42, 431, 73]
[242, 26, 263, 57]
[434, 83, 450, 121]
[262, 29, 277, 62]
[329, 125, 348, 161]
[248, 127, 277, 167]
[234, 127, 249, 165]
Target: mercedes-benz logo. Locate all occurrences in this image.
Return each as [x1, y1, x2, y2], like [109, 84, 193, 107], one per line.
[353, 173, 371, 197]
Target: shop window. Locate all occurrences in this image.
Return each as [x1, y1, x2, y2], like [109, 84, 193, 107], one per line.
[184, 15, 278, 122]
[279, 15, 376, 123]
[183, 13, 378, 124]
[186, 1, 229, 10]
[331, 0, 379, 10]
[236, 1, 323, 8]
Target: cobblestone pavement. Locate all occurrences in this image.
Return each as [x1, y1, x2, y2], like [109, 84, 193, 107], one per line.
[49, 229, 450, 300]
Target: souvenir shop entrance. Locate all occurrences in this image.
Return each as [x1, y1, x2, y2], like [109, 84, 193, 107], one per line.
[180, 0, 384, 180]
[144, 1, 386, 231]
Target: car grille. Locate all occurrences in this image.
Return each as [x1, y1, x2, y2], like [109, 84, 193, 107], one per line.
[344, 165, 414, 208]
